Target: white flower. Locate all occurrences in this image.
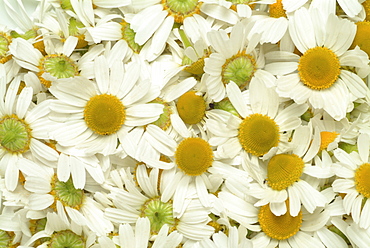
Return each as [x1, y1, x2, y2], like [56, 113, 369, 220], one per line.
[22, 162, 113, 236]
[206, 80, 307, 163]
[104, 165, 214, 241]
[48, 57, 163, 156]
[266, 7, 370, 120]
[204, 20, 275, 102]
[0, 77, 58, 191]
[332, 133, 370, 229]
[116, 217, 182, 248]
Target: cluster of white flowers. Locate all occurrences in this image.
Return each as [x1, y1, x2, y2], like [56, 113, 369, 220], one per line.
[1, 0, 370, 247]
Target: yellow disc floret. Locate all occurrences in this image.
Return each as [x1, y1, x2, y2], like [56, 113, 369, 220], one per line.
[363, 0, 370, 21]
[298, 47, 340, 90]
[319, 131, 339, 151]
[269, 0, 287, 18]
[238, 113, 280, 157]
[267, 154, 304, 191]
[258, 200, 302, 240]
[84, 94, 126, 135]
[176, 91, 206, 125]
[175, 137, 213, 176]
[351, 21, 370, 57]
[355, 163, 370, 198]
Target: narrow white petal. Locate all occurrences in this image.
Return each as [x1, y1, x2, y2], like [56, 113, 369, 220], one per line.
[226, 81, 248, 118]
[28, 194, 54, 210]
[94, 56, 110, 94]
[57, 154, 71, 182]
[16, 87, 32, 119]
[70, 156, 86, 189]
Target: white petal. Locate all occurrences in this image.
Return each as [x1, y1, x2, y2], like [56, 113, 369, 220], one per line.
[70, 156, 86, 189]
[94, 56, 110, 94]
[28, 193, 54, 210]
[226, 81, 248, 118]
[16, 87, 32, 119]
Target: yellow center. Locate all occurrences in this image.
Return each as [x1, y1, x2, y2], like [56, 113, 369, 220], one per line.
[269, 0, 286, 18]
[258, 200, 302, 240]
[351, 21, 370, 58]
[267, 154, 304, 191]
[355, 163, 370, 198]
[84, 94, 126, 135]
[238, 113, 280, 157]
[175, 137, 213, 176]
[161, 0, 202, 23]
[319, 131, 339, 151]
[298, 47, 340, 90]
[176, 91, 206, 125]
[363, 0, 370, 21]
[183, 56, 207, 75]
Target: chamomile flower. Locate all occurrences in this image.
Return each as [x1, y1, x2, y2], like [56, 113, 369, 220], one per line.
[332, 133, 370, 229]
[116, 217, 183, 248]
[127, 0, 206, 61]
[267, 7, 370, 120]
[245, 0, 290, 48]
[246, 125, 328, 217]
[22, 161, 114, 236]
[49, 57, 163, 156]
[138, 123, 235, 210]
[206, 79, 307, 162]
[203, 20, 275, 102]
[104, 165, 214, 242]
[0, 77, 59, 191]
[23, 211, 97, 248]
[9, 36, 80, 88]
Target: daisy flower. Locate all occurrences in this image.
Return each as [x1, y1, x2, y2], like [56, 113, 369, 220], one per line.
[246, 125, 329, 217]
[266, 7, 370, 120]
[205, 79, 308, 163]
[103, 165, 214, 242]
[127, 0, 209, 61]
[139, 122, 238, 210]
[21, 161, 114, 236]
[332, 133, 370, 229]
[246, 0, 291, 49]
[9, 36, 80, 88]
[0, 77, 59, 191]
[23, 211, 98, 247]
[116, 217, 183, 248]
[49, 57, 163, 156]
[203, 19, 276, 102]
